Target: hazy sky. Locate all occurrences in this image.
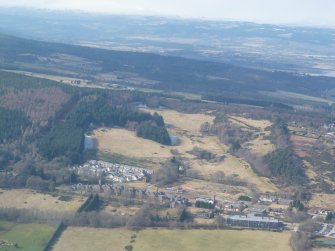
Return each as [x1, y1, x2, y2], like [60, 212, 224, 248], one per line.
[0, 0, 334, 27]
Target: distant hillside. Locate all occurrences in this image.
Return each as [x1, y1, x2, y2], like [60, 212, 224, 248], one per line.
[0, 33, 335, 101]
[1, 8, 335, 76]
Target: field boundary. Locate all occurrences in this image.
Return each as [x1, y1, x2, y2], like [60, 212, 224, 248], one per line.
[43, 222, 67, 251]
[44, 194, 94, 251]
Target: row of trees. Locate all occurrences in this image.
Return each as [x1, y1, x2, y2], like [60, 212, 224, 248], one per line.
[202, 94, 293, 110]
[77, 194, 101, 212]
[264, 116, 305, 185]
[136, 121, 171, 145]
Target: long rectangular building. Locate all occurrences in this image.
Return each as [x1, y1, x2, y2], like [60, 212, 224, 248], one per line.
[221, 214, 284, 230]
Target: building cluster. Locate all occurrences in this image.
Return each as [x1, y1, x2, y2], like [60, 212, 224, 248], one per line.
[69, 182, 154, 198]
[72, 160, 153, 183]
[158, 191, 189, 207]
[258, 195, 292, 205]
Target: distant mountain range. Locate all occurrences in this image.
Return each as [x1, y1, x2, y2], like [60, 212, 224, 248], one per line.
[0, 7, 335, 76]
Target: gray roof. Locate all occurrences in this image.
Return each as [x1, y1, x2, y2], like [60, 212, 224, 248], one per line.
[227, 215, 280, 223]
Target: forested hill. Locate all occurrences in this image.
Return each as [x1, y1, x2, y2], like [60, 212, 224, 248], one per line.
[0, 71, 171, 169]
[0, 33, 335, 99]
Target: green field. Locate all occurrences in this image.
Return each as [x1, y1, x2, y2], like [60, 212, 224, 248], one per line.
[0, 221, 55, 251]
[54, 227, 292, 251]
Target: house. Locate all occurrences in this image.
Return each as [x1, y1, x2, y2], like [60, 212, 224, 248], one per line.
[222, 201, 247, 213]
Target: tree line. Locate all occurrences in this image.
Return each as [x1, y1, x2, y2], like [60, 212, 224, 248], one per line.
[264, 116, 305, 185]
[202, 94, 293, 110]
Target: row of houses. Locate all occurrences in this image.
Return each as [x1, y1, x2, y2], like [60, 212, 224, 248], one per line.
[72, 160, 153, 183]
[259, 195, 292, 205]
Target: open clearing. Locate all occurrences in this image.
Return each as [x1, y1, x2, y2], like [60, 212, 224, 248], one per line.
[0, 189, 83, 213]
[93, 128, 172, 168]
[229, 115, 274, 156]
[244, 136, 274, 156]
[0, 220, 54, 251]
[141, 108, 214, 135]
[54, 227, 292, 251]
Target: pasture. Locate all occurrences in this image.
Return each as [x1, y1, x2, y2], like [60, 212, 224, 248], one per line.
[0, 221, 54, 251]
[0, 189, 83, 213]
[53, 228, 292, 251]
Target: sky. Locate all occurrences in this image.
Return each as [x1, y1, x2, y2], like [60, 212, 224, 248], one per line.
[0, 0, 334, 27]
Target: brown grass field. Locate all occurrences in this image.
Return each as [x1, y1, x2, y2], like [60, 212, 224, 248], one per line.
[189, 154, 276, 193]
[309, 193, 335, 210]
[54, 227, 292, 251]
[290, 135, 316, 158]
[179, 178, 248, 201]
[0, 189, 83, 212]
[229, 115, 274, 156]
[141, 108, 215, 135]
[100, 204, 139, 217]
[93, 128, 172, 161]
